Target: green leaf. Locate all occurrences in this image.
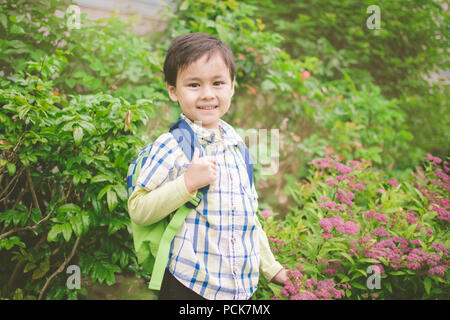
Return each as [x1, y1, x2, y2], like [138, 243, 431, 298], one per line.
[385, 281, 392, 293]
[340, 252, 355, 264]
[10, 24, 25, 34]
[32, 257, 50, 280]
[91, 174, 113, 183]
[78, 121, 96, 134]
[113, 184, 128, 201]
[62, 222, 72, 242]
[106, 189, 118, 212]
[69, 215, 83, 237]
[73, 126, 83, 146]
[7, 162, 16, 175]
[58, 203, 81, 214]
[97, 184, 112, 200]
[351, 282, 366, 290]
[0, 13, 7, 29]
[261, 79, 276, 91]
[47, 224, 62, 242]
[424, 277, 431, 295]
[179, 0, 189, 10]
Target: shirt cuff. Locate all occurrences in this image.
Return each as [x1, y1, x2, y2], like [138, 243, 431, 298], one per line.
[261, 260, 284, 282]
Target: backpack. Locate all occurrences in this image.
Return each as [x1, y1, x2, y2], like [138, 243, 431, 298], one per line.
[126, 118, 253, 291]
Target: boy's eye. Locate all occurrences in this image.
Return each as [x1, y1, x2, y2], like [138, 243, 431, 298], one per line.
[213, 81, 225, 86]
[188, 83, 200, 88]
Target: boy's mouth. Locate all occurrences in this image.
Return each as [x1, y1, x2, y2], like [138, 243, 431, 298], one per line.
[197, 105, 218, 110]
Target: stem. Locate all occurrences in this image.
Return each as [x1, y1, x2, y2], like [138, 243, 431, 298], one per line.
[38, 236, 81, 300]
[0, 203, 56, 240]
[26, 168, 41, 214]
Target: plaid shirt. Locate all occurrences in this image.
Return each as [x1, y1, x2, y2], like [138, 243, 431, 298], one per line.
[136, 113, 261, 300]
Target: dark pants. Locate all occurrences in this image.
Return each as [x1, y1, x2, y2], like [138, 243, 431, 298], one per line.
[158, 269, 207, 300]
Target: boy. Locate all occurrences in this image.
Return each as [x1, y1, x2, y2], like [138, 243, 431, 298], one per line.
[128, 33, 287, 300]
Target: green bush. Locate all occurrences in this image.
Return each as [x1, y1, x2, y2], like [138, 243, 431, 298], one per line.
[256, 154, 449, 299]
[0, 74, 153, 299]
[250, 0, 449, 169]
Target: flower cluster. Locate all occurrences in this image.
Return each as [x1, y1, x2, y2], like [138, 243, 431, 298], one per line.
[363, 236, 449, 275]
[361, 209, 388, 224]
[280, 268, 346, 300]
[319, 215, 359, 238]
[269, 237, 285, 253]
[263, 154, 449, 300]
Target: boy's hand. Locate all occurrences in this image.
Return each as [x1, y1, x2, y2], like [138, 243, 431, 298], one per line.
[184, 148, 218, 193]
[271, 268, 289, 286]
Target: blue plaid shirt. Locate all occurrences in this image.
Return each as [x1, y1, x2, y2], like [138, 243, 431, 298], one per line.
[136, 113, 261, 299]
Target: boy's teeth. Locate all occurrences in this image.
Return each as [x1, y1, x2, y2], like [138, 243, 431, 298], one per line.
[198, 106, 216, 109]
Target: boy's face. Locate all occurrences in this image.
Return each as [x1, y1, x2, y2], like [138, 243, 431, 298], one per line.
[166, 52, 235, 130]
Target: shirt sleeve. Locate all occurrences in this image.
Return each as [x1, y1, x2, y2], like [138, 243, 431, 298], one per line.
[128, 176, 196, 226]
[128, 133, 196, 226]
[252, 184, 284, 282]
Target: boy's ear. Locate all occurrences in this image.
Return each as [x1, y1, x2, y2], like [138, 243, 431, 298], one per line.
[166, 82, 178, 102]
[230, 78, 236, 97]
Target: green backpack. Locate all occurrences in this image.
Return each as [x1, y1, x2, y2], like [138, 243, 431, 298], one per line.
[126, 118, 253, 290]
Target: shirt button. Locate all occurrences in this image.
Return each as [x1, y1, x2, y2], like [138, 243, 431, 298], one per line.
[231, 238, 236, 244]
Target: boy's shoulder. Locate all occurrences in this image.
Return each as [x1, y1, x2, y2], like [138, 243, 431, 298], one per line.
[218, 118, 246, 145]
[146, 131, 181, 157]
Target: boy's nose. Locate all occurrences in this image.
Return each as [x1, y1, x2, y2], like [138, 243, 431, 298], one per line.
[200, 85, 214, 100]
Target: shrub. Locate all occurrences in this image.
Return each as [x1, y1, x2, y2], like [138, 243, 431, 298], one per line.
[257, 154, 449, 299]
[0, 74, 154, 299]
[250, 0, 449, 168]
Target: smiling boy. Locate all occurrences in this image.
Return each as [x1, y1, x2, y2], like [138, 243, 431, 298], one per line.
[128, 33, 287, 300]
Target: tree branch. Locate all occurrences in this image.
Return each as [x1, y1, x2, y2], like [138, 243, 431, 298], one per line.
[0, 204, 56, 241]
[38, 236, 81, 300]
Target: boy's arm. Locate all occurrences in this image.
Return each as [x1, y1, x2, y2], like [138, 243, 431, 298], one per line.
[128, 174, 197, 226]
[128, 133, 198, 226]
[255, 215, 284, 282]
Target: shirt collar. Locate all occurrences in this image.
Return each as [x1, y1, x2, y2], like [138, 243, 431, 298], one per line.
[179, 113, 243, 146]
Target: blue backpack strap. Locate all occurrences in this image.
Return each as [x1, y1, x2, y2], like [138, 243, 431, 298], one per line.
[126, 144, 153, 198]
[169, 118, 210, 200]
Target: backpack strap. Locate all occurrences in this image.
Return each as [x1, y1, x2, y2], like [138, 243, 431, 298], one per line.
[148, 191, 203, 290]
[169, 118, 210, 196]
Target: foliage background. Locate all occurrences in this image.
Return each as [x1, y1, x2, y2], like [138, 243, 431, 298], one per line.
[0, 0, 448, 299]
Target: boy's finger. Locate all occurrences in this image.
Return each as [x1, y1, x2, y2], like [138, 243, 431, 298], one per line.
[192, 148, 200, 161]
[206, 156, 216, 164]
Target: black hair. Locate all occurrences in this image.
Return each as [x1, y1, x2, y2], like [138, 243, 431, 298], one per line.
[163, 33, 236, 87]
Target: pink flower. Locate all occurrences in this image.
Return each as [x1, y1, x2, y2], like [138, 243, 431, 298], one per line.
[343, 221, 359, 236]
[431, 242, 449, 255]
[428, 265, 446, 276]
[301, 70, 311, 80]
[371, 227, 390, 237]
[321, 232, 334, 240]
[291, 292, 318, 300]
[326, 178, 337, 186]
[387, 178, 399, 187]
[426, 153, 442, 165]
[261, 210, 273, 218]
[348, 160, 362, 170]
[336, 188, 354, 207]
[377, 188, 384, 194]
[406, 211, 417, 223]
[319, 218, 333, 232]
[336, 163, 353, 174]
